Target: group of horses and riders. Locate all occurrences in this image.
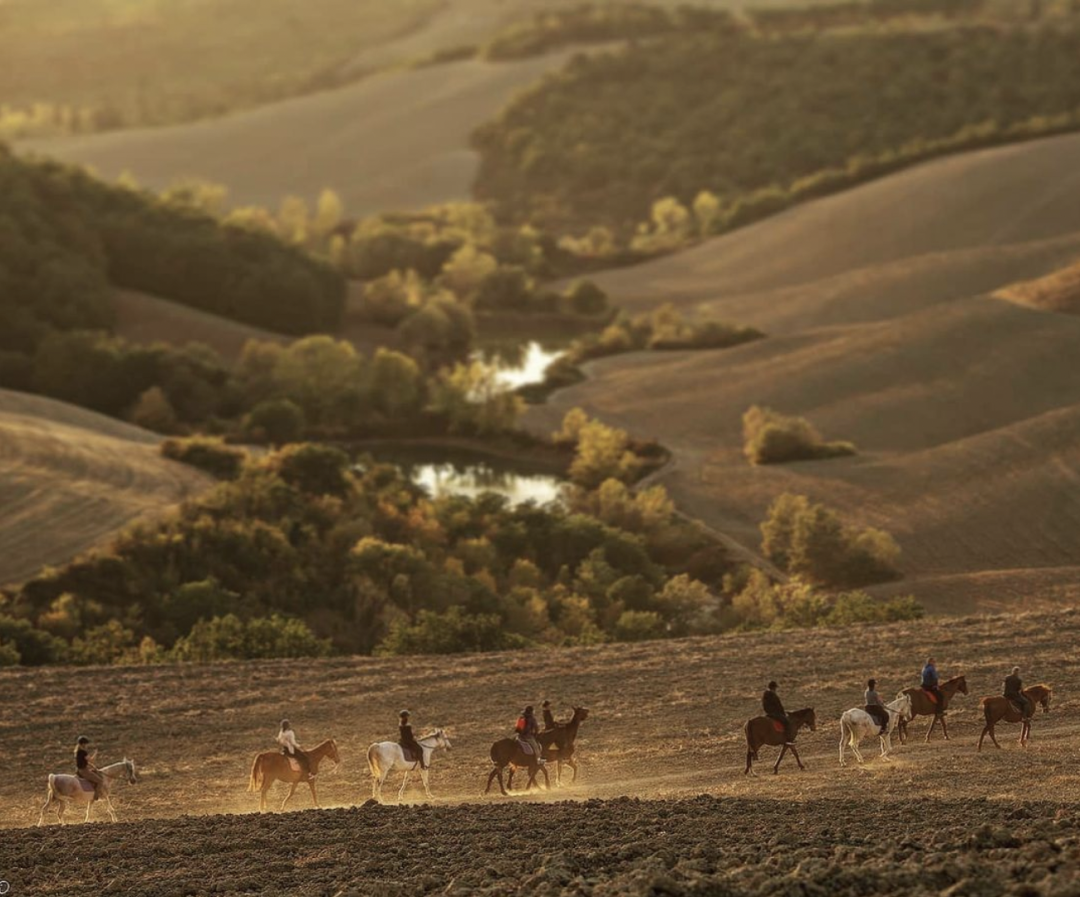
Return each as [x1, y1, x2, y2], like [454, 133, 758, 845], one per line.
[745, 658, 1053, 775]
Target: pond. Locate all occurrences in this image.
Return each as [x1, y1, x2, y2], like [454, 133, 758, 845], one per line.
[359, 444, 564, 506]
[472, 341, 564, 391]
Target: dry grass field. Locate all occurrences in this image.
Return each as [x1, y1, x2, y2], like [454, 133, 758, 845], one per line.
[0, 388, 213, 587]
[530, 134, 1080, 615]
[997, 260, 1080, 316]
[3, 608, 1080, 893]
[20, 52, 578, 217]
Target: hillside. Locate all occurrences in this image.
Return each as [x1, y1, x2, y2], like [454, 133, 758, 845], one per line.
[529, 134, 1080, 614]
[996, 259, 1080, 315]
[0, 389, 213, 587]
[19, 52, 582, 217]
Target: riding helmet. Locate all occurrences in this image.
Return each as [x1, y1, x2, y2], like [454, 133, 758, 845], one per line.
[768, 681, 778, 690]
[400, 710, 410, 719]
[77, 735, 90, 745]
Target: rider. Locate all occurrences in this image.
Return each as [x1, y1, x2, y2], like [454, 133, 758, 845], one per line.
[74, 735, 104, 799]
[516, 705, 545, 763]
[1004, 666, 1033, 720]
[399, 710, 428, 770]
[864, 678, 889, 734]
[277, 720, 314, 781]
[762, 681, 793, 744]
[542, 700, 556, 730]
[921, 656, 944, 711]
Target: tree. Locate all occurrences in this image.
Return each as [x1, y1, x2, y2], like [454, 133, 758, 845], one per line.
[692, 190, 722, 235]
[244, 398, 306, 444]
[376, 607, 527, 655]
[438, 244, 498, 299]
[569, 420, 640, 488]
[314, 189, 344, 236]
[275, 444, 352, 496]
[367, 349, 424, 418]
[563, 280, 609, 316]
[272, 336, 363, 426]
[129, 386, 178, 433]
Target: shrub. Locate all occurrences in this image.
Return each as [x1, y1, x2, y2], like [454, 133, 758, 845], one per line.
[161, 437, 246, 480]
[743, 405, 856, 465]
[614, 609, 666, 641]
[376, 607, 528, 655]
[244, 398, 306, 445]
[274, 443, 352, 496]
[761, 494, 901, 588]
[170, 613, 331, 661]
[569, 419, 641, 488]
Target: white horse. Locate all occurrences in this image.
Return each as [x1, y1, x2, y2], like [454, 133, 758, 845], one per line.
[367, 729, 451, 802]
[839, 694, 912, 767]
[37, 759, 138, 825]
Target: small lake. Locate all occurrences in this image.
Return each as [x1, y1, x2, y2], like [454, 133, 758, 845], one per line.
[473, 341, 564, 391]
[358, 444, 564, 506]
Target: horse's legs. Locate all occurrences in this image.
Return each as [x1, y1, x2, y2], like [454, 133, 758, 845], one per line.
[308, 779, 318, 808]
[506, 767, 516, 791]
[773, 744, 788, 774]
[421, 767, 432, 800]
[105, 795, 118, 823]
[567, 758, 579, 784]
[941, 714, 950, 741]
[540, 764, 550, 791]
[851, 736, 865, 765]
[989, 724, 1002, 750]
[924, 716, 938, 743]
[880, 732, 893, 760]
[85, 800, 93, 823]
[281, 781, 298, 811]
[745, 749, 754, 776]
[260, 786, 269, 812]
[839, 724, 847, 767]
[978, 724, 989, 752]
[791, 744, 805, 771]
[485, 767, 506, 796]
[38, 788, 52, 826]
[57, 802, 66, 825]
[398, 768, 411, 801]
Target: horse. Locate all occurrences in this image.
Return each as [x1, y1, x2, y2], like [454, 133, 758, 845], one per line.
[838, 694, 912, 766]
[367, 729, 452, 802]
[247, 738, 340, 812]
[744, 708, 816, 776]
[897, 674, 968, 743]
[978, 684, 1053, 751]
[37, 759, 138, 825]
[538, 706, 589, 786]
[485, 736, 551, 795]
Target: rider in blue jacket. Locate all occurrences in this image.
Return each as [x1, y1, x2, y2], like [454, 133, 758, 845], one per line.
[921, 657, 943, 710]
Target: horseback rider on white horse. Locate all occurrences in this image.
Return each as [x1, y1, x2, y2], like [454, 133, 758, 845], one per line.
[367, 721, 451, 802]
[839, 692, 912, 766]
[38, 741, 138, 825]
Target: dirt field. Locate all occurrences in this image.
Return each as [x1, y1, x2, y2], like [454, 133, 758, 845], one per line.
[0, 388, 213, 588]
[530, 134, 1080, 614]
[2, 608, 1080, 892]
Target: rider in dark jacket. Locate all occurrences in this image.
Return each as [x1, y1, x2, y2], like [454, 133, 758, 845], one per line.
[542, 700, 556, 730]
[399, 710, 427, 770]
[1004, 667, 1033, 719]
[864, 678, 889, 734]
[762, 681, 794, 743]
[921, 657, 944, 711]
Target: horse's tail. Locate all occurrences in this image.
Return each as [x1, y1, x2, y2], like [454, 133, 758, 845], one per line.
[46, 773, 57, 801]
[743, 720, 758, 760]
[981, 696, 995, 722]
[367, 744, 380, 780]
[248, 754, 263, 792]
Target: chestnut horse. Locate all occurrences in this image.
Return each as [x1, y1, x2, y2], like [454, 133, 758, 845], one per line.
[539, 706, 589, 786]
[978, 684, 1052, 751]
[485, 738, 551, 795]
[247, 738, 340, 812]
[897, 675, 968, 743]
[744, 708, 816, 776]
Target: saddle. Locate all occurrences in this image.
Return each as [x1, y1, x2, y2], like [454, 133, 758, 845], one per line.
[516, 738, 535, 756]
[401, 745, 421, 763]
[287, 757, 303, 773]
[865, 705, 890, 734]
[76, 778, 95, 793]
[771, 720, 785, 735]
[921, 688, 939, 704]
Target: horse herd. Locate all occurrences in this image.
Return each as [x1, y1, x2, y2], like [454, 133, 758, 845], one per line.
[35, 676, 1053, 824]
[744, 675, 1055, 776]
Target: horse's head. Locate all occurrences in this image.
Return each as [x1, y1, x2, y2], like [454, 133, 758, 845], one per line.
[125, 759, 139, 785]
[434, 729, 453, 751]
[794, 708, 816, 732]
[1038, 686, 1053, 713]
[573, 707, 590, 722]
[893, 693, 913, 721]
[956, 675, 969, 695]
[327, 739, 341, 766]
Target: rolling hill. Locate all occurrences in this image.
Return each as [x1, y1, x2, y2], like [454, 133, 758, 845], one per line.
[0, 389, 213, 588]
[996, 259, 1080, 316]
[530, 133, 1080, 614]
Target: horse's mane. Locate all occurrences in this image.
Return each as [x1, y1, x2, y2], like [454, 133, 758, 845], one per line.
[789, 707, 814, 717]
[943, 674, 966, 684]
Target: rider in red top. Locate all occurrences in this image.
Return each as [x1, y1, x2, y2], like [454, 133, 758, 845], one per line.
[516, 706, 545, 764]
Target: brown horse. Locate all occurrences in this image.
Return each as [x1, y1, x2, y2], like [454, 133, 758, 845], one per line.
[248, 738, 340, 812]
[538, 706, 589, 786]
[744, 708, 816, 776]
[897, 675, 968, 743]
[978, 685, 1052, 751]
[485, 738, 551, 795]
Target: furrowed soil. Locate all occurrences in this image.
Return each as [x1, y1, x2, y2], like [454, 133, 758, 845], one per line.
[3, 609, 1080, 893]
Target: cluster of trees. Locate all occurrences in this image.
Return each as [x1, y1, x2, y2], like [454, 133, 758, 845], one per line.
[480, 4, 739, 61]
[742, 406, 856, 465]
[553, 408, 668, 489]
[0, 148, 344, 371]
[761, 494, 902, 589]
[0, 441, 916, 666]
[472, 26, 1080, 236]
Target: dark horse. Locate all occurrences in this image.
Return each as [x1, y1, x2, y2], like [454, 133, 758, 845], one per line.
[247, 738, 340, 812]
[539, 706, 589, 786]
[897, 675, 968, 743]
[978, 684, 1052, 751]
[744, 708, 816, 776]
[485, 737, 551, 796]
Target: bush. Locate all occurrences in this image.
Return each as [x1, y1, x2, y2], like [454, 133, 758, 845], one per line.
[162, 437, 246, 480]
[244, 398, 306, 445]
[170, 613, 331, 661]
[376, 607, 528, 655]
[743, 405, 856, 464]
[274, 443, 352, 496]
[761, 494, 901, 588]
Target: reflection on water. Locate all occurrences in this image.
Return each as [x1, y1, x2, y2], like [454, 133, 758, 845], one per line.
[473, 341, 564, 391]
[360, 444, 563, 506]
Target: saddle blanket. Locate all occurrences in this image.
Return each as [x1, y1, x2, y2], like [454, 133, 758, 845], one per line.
[516, 738, 535, 756]
[287, 757, 302, 772]
[922, 689, 938, 704]
[772, 720, 785, 734]
[76, 778, 95, 792]
[401, 747, 419, 763]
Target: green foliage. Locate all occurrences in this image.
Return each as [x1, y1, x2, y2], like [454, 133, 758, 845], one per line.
[244, 398, 306, 445]
[743, 405, 856, 465]
[0, 615, 67, 665]
[171, 614, 331, 662]
[473, 25, 1080, 234]
[430, 361, 525, 436]
[376, 607, 527, 655]
[274, 443, 352, 497]
[568, 419, 642, 489]
[761, 494, 902, 588]
[729, 570, 923, 630]
[161, 437, 246, 480]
